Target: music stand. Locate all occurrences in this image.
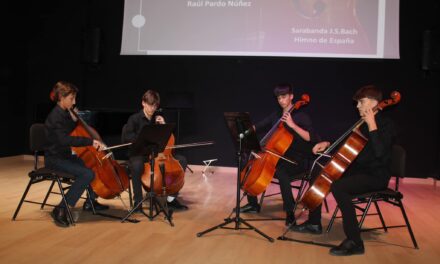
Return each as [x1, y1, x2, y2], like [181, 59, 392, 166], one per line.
[121, 123, 175, 226]
[196, 112, 274, 242]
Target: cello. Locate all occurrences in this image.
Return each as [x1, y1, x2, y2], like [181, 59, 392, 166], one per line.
[240, 94, 310, 196]
[141, 134, 214, 195]
[300, 91, 401, 211]
[141, 134, 184, 195]
[69, 109, 130, 199]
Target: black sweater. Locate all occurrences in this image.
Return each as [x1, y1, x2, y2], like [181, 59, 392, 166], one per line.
[44, 105, 93, 158]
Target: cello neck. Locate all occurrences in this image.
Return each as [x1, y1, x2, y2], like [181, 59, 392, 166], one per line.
[325, 118, 364, 153]
[69, 108, 102, 141]
[260, 93, 310, 146]
[325, 91, 401, 153]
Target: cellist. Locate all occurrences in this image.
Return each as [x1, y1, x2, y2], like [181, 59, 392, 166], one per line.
[123, 90, 188, 212]
[45, 81, 109, 228]
[292, 85, 396, 256]
[239, 83, 320, 226]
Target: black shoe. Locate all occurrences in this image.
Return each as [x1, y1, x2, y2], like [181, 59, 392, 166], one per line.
[51, 206, 70, 227]
[83, 200, 110, 211]
[285, 212, 296, 226]
[131, 201, 144, 213]
[239, 203, 260, 213]
[330, 239, 365, 256]
[290, 221, 323, 234]
[131, 207, 144, 214]
[167, 199, 188, 210]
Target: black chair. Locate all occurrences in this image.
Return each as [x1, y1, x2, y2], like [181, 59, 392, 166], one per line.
[325, 144, 419, 249]
[121, 124, 134, 208]
[12, 123, 88, 225]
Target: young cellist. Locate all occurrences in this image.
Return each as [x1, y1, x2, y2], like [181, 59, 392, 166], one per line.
[292, 85, 396, 256]
[239, 83, 320, 226]
[45, 81, 109, 227]
[123, 90, 188, 212]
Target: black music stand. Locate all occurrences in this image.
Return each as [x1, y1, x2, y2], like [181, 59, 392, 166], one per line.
[196, 112, 274, 242]
[121, 124, 175, 226]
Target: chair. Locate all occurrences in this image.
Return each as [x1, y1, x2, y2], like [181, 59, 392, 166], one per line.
[12, 123, 87, 225]
[325, 144, 419, 249]
[120, 124, 134, 208]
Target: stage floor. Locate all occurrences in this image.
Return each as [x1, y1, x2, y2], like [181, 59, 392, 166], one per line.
[1, 156, 439, 263]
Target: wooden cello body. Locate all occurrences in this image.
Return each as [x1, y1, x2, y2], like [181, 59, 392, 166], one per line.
[300, 91, 401, 211]
[240, 94, 310, 196]
[141, 134, 185, 195]
[70, 111, 130, 199]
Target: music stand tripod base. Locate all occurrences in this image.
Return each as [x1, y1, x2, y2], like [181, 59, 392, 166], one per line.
[121, 191, 174, 226]
[121, 124, 176, 226]
[196, 112, 274, 242]
[84, 189, 139, 224]
[197, 215, 274, 242]
[121, 154, 174, 226]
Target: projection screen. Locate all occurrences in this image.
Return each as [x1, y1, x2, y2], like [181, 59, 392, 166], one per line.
[121, 0, 400, 58]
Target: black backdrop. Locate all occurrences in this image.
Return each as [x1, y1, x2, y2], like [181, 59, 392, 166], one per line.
[1, 0, 439, 178]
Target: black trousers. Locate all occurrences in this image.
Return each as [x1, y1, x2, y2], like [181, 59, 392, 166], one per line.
[246, 161, 305, 213]
[45, 155, 96, 207]
[129, 154, 187, 204]
[308, 170, 389, 244]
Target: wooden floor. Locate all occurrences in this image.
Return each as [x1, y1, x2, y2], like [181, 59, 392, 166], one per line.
[1, 156, 439, 264]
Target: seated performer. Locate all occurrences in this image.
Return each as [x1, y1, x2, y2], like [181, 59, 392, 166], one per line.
[45, 81, 109, 227]
[240, 83, 319, 226]
[123, 89, 188, 211]
[292, 85, 396, 256]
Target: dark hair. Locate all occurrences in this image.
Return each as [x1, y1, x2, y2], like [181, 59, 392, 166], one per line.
[353, 85, 383, 102]
[273, 83, 293, 96]
[142, 90, 160, 106]
[50, 81, 78, 102]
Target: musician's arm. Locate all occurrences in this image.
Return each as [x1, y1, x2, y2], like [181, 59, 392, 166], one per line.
[312, 141, 331, 154]
[286, 112, 315, 142]
[255, 111, 277, 132]
[155, 115, 165, 124]
[369, 117, 395, 159]
[123, 114, 139, 143]
[290, 123, 311, 141]
[47, 112, 92, 147]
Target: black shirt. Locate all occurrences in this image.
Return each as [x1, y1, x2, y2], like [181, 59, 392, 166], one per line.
[122, 110, 156, 143]
[255, 109, 319, 165]
[44, 105, 93, 158]
[348, 113, 396, 181]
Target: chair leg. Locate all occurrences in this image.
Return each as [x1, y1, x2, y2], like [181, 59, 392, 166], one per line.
[85, 189, 97, 214]
[297, 177, 309, 197]
[397, 199, 419, 249]
[374, 200, 388, 232]
[41, 180, 56, 209]
[326, 206, 339, 233]
[128, 180, 133, 208]
[12, 178, 34, 220]
[358, 196, 374, 229]
[55, 178, 75, 226]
